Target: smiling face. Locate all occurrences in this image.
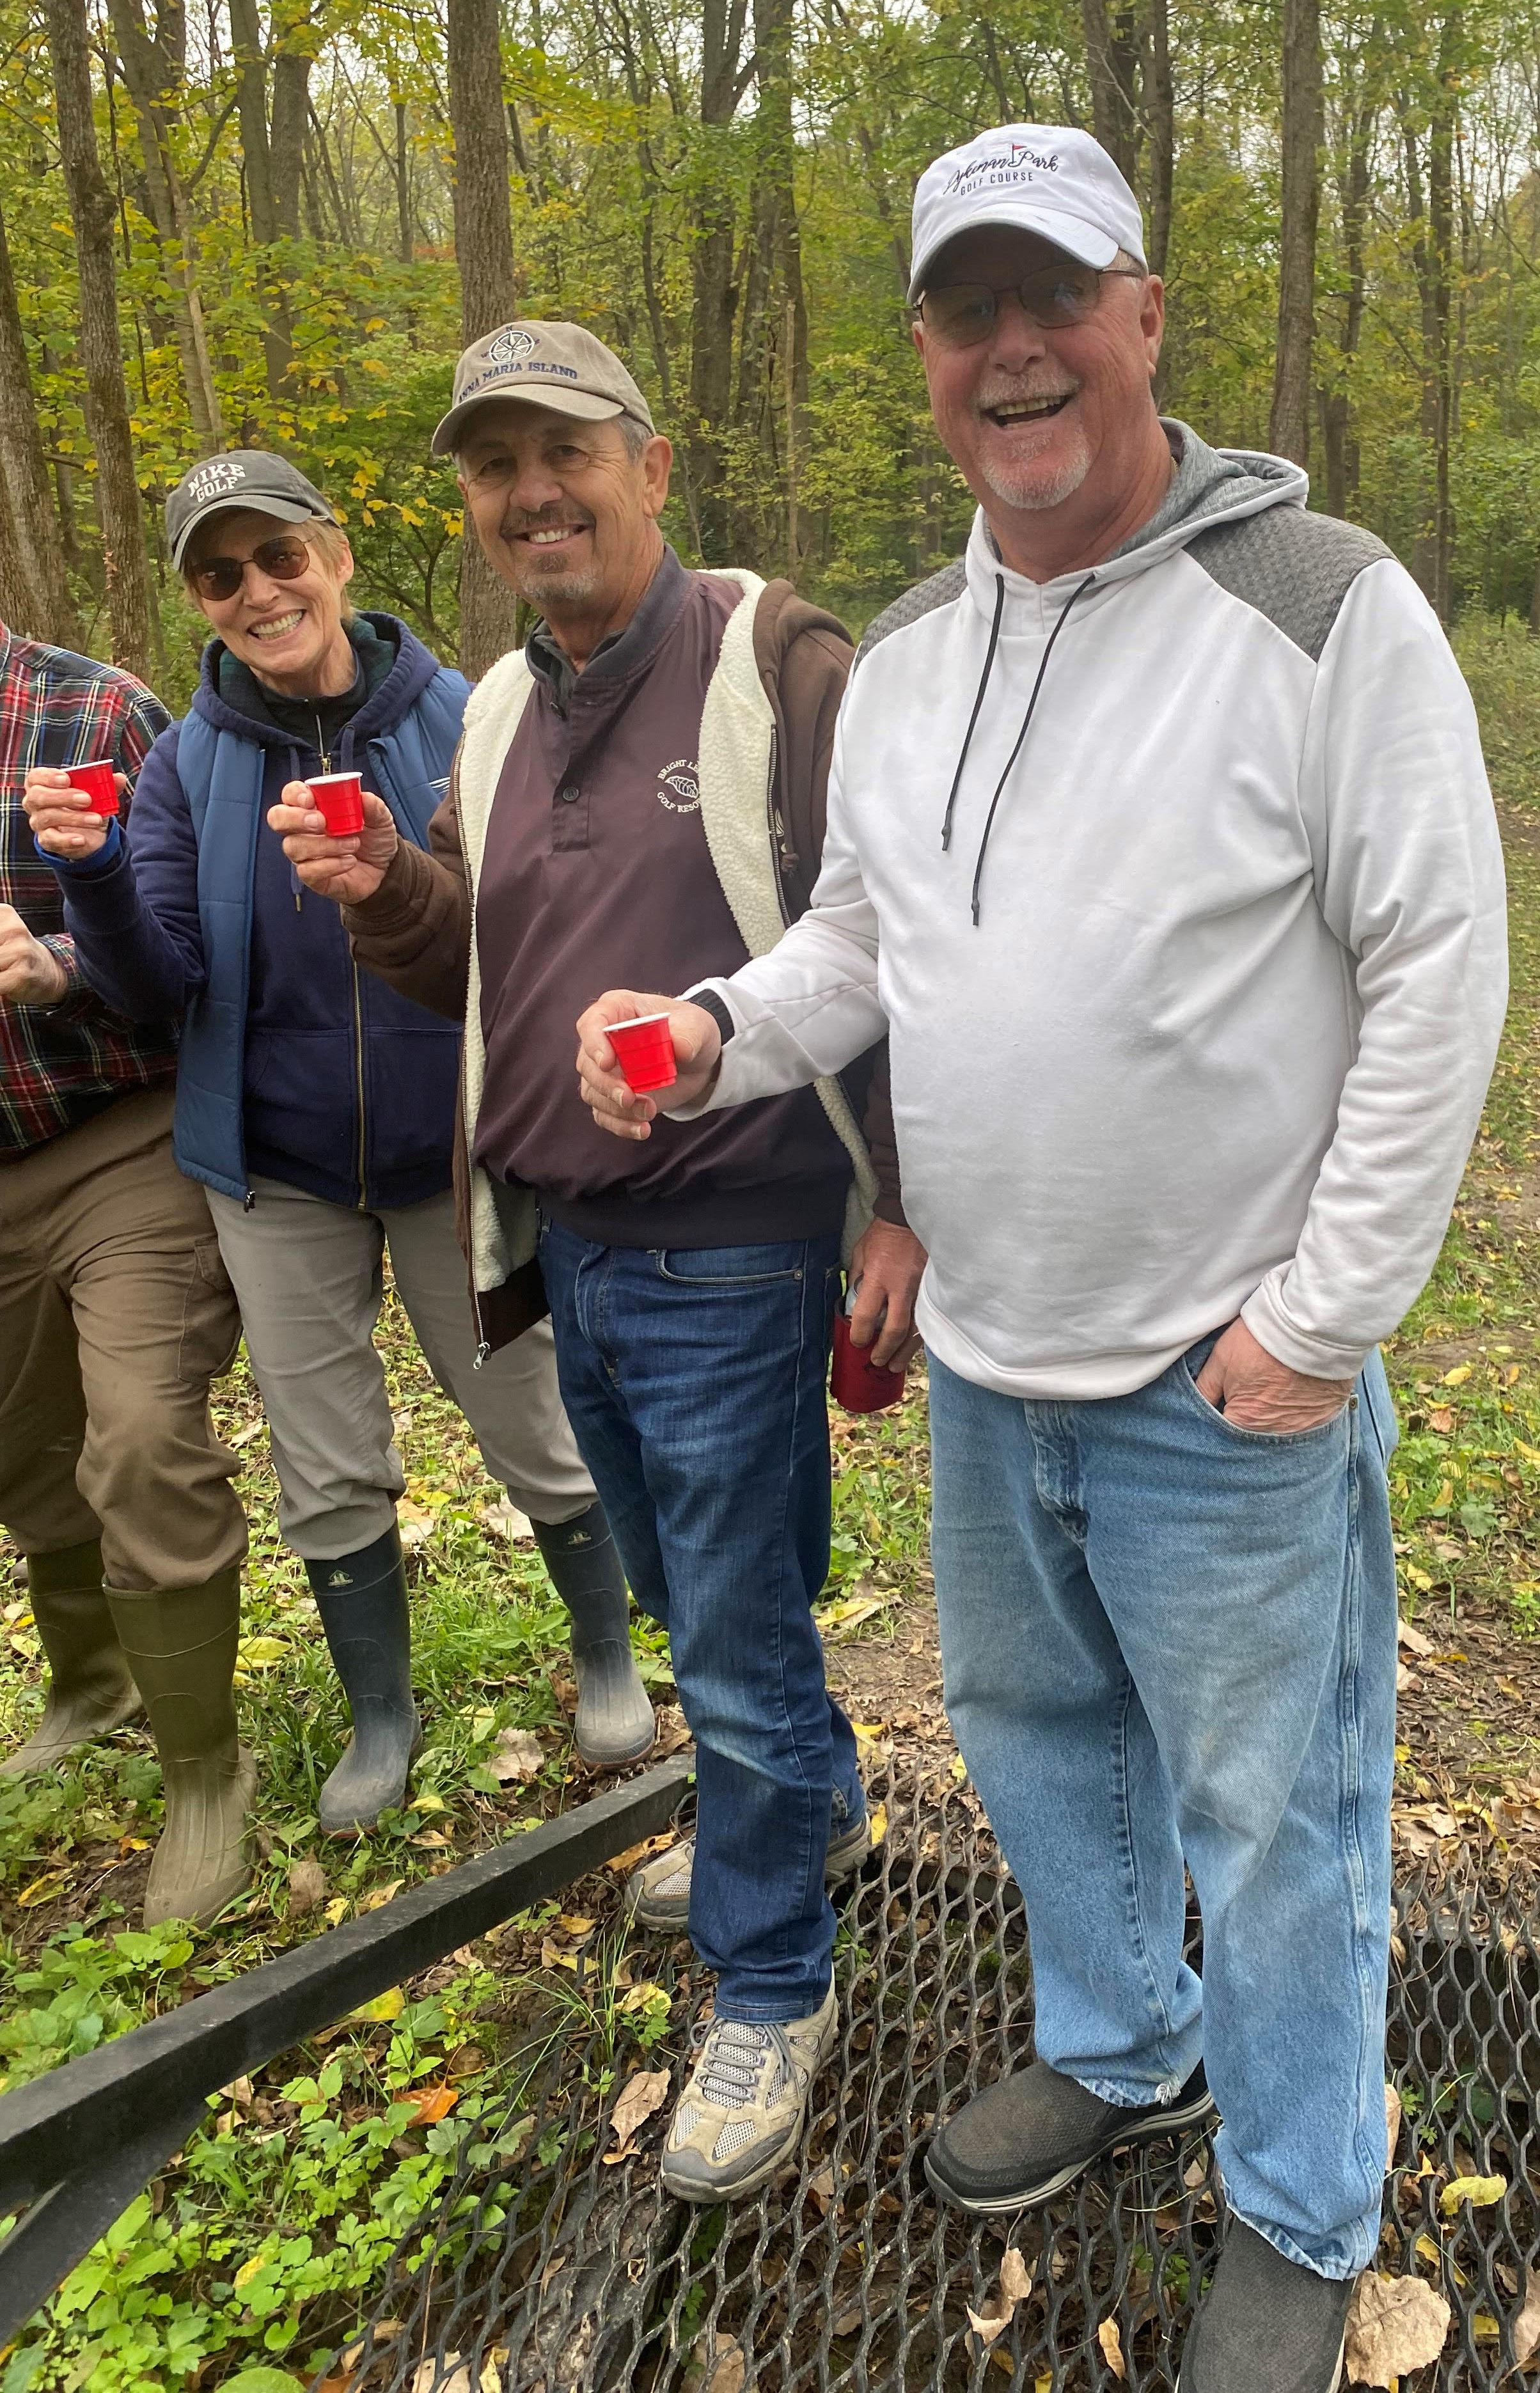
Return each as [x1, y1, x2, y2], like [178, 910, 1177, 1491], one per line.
[185, 508, 357, 698]
[456, 400, 672, 662]
[913, 227, 1168, 573]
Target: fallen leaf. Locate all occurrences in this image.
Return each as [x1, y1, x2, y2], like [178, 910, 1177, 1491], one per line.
[236, 1635, 287, 1668]
[950, 1753, 968, 1785]
[1385, 2082, 1402, 2165]
[1001, 2248, 1032, 2303]
[1397, 1619, 1434, 1657]
[479, 2351, 509, 2393]
[705, 2339, 744, 2393]
[806, 2163, 836, 2214]
[867, 1801, 888, 1849]
[1513, 2268, 1540, 2366]
[480, 1497, 534, 1543]
[617, 1980, 668, 2014]
[1443, 1363, 1472, 1386]
[1428, 1406, 1455, 1432]
[358, 1879, 404, 1915]
[488, 1727, 544, 1783]
[406, 2083, 459, 2126]
[15, 1869, 70, 1908]
[397, 1500, 436, 1550]
[608, 1832, 674, 1875]
[609, 2066, 669, 2148]
[554, 1912, 595, 1936]
[1439, 2172, 1506, 2215]
[409, 2359, 471, 2393]
[233, 2252, 270, 2293]
[287, 1858, 327, 1917]
[349, 1986, 404, 2024]
[967, 2301, 1012, 2349]
[322, 1895, 349, 1926]
[1096, 2316, 1127, 2380]
[1345, 2271, 1451, 2381]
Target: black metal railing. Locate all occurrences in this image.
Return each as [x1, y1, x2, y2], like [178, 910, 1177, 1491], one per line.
[0, 1751, 695, 2348]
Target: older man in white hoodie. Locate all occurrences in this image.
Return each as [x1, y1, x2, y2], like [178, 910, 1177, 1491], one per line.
[576, 127, 1507, 2392]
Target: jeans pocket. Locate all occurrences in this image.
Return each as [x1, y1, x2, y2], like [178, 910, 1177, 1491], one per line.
[655, 1243, 805, 1287]
[1177, 1353, 1349, 1447]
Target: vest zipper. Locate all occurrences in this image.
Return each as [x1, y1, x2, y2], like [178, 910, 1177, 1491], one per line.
[766, 727, 792, 929]
[351, 962, 368, 1209]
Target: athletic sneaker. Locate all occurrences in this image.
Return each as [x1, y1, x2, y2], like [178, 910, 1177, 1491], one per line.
[1178, 2220, 1349, 2391]
[925, 2056, 1216, 2214]
[660, 1982, 838, 2201]
[625, 1805, 872, 1932]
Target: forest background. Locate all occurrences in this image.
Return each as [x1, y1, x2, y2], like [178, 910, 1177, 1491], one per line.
[4, 0, 1540, 699]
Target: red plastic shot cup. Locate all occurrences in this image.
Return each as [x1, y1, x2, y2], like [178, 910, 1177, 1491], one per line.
[607, 1012, 678, 1095]
[305, 771, 365, 837]
[65, 758, 120, 817]
[830, 1292, 907, 1415]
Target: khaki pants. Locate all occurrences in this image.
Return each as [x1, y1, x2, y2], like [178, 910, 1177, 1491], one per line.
[204, 1175, 594, 1560]
[0, 1090, 246, 1589]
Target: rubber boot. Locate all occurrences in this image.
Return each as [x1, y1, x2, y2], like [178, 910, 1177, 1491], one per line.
[2, 1539, 143, 1777]
[306, 1526, 421, 1835]
[106, 1567, 255, 1929]
[532, 1503, 655, 1768]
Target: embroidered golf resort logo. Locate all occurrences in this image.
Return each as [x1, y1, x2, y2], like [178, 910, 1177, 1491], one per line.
[657, 758, 701, 813]
[944, 139, 1061, 196]
[185, 457, 249, 503]
[489, 326, 538, 363]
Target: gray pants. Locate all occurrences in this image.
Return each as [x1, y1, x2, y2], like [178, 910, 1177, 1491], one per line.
[206, 1176, 594, 1560]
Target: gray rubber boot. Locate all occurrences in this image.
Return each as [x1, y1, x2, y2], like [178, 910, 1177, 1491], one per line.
[532, 1503, 655, 1768]
[307, 1526, 421, 1834]
[106, 1566, 255, 1929]
[3, 1539, 143, 1777]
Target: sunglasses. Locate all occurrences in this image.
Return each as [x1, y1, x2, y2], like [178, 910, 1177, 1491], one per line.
[917, 264, 1145, 349]
[189, 534, 313, 602]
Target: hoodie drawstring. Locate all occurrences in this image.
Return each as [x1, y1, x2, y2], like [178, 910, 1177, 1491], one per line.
[940, 572, 1006, 854]
[968, 571, 1097, 927]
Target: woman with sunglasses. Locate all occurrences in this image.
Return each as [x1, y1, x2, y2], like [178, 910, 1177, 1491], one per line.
[26, 452, 651, 1892]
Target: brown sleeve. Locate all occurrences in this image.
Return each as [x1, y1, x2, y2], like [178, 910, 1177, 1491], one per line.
[772, 611, 907, 1227]
[343, 775, 472, 1023]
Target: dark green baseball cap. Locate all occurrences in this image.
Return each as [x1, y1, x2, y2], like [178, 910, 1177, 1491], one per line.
[166, 451, 339, 569]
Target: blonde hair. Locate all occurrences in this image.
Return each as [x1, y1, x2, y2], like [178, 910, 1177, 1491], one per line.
[182, 514, 356, 624]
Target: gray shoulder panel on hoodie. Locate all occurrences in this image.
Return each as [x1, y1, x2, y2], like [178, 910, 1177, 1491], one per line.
[1184, 505, 1393, 663]
[855, 559, 968, 666]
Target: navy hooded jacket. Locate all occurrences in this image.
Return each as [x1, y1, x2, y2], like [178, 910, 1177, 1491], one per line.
[51, 613, 471, 1211]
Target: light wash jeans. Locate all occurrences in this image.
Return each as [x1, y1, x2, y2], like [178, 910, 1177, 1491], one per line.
[929, 1332, 1399, 2281]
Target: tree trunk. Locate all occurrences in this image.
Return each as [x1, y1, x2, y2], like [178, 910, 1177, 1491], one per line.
[43, 0, 155, 679]
[1080, 0, 1140, 184]
[1269, 0, 1321, 467]
[1143, 0, 1174, 281]
[1318, 95, 1372, 521]
[686, 0, 750, 563]
[394, 99, 412, 264]
[446, 0, 520, 675]
[0, 196, 82, 647]
[104, 0, 225, 450]
[1402, 30, 1456, 620]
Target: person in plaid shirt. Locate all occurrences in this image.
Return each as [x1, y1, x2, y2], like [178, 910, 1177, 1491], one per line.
[0, 620, 250, 1931]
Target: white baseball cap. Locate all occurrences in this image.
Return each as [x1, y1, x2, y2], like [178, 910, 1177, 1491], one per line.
[909, 124, 1147, 302]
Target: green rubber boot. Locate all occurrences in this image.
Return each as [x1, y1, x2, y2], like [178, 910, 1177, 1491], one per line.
[1, 1540, 143, 1777]
[106, 1567, 255, 1929]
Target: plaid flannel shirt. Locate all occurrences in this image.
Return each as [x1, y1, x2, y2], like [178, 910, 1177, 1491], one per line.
[0, 622, 177, 1154]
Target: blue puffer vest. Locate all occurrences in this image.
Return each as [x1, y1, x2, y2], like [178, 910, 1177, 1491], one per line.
[173, 615, 469, 1207]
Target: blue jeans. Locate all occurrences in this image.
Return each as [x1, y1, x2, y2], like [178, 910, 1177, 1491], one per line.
[537, 1220, 862, 2022]
[929, 1336, 1399, 2280]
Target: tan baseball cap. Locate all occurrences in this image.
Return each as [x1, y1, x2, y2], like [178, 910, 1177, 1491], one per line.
[432, 322, 656, 455]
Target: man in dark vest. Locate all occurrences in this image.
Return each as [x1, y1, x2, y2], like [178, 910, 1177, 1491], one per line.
[272, 321, 927, 2201]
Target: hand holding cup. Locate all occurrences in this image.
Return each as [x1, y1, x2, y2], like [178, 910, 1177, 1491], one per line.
[576, 991, 723, 1139]
[267, 780, 399, 906]
[23, 764, 124, 859]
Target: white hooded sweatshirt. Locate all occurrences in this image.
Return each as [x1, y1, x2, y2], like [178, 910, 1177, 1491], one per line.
[679, 426, 1509, 1400]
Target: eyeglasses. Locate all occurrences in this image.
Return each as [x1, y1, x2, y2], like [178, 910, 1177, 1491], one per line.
[917, 265, 1145, 349]
[189, 535, 313, 602]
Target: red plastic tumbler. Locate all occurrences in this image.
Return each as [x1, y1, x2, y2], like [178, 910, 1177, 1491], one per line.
[607, 1012, 678, 1094]
[306, 771, 366, 837]
[830, 1301, 908, 1415]
[65, 759, 120, 817]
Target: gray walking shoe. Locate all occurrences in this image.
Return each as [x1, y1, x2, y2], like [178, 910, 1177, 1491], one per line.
[661, 1981, 838, 2201]
[625, 1803, 872, 1932]
[926, 2056, 1216, 2214]
[533, 1504, 655, 1768]
[1178, 2220, 1349, 2392]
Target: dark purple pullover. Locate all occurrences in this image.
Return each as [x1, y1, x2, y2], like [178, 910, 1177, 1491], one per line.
[473, 547, 851, 1246]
